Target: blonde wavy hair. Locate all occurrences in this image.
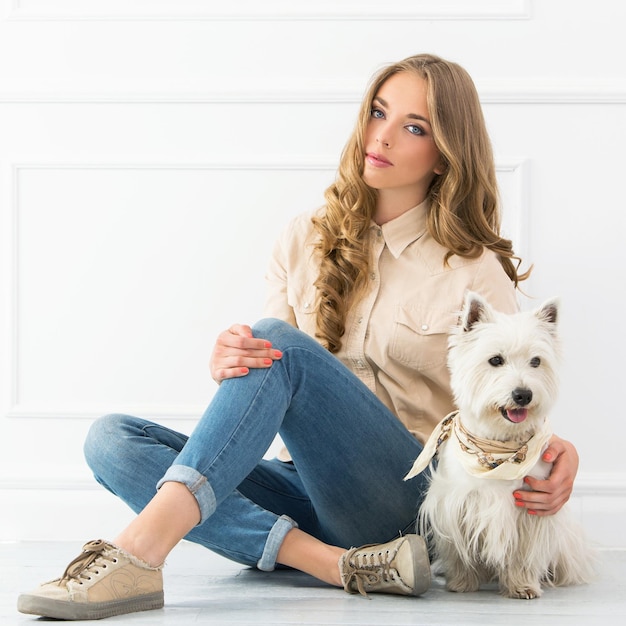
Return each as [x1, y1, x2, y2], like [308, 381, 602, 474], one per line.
[312, 53, 531, 353]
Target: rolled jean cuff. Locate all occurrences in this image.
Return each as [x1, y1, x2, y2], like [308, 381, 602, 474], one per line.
[156, 464, 216, 524]
[257, 514, 299, 572]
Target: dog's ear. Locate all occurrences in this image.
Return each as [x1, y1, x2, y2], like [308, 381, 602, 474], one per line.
[535, 297, 559, 331]
[462, 291, 494, 332]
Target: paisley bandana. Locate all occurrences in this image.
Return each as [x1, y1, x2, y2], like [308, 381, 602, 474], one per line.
[404, 411, 552, 481]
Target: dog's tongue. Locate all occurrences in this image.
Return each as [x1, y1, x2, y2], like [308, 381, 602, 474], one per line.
[507, 408, 528, 423]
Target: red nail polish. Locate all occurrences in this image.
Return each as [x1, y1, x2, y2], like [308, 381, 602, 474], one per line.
[528, 510, 537, 515]
[515, 501, 525, 507]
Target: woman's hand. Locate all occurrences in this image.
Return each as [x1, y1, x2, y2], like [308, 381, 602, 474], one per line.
[513, 435, 579, 517]
[210, 324, 282, 383]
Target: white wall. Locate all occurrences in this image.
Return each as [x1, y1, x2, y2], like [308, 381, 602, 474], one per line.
[1, 0, 625, 546]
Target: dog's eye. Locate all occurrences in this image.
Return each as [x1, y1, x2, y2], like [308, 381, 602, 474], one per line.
[530, 357, 541, 368]
[488, 356, 504, 367]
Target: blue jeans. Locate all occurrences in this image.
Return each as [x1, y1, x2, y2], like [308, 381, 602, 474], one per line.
[84, 319, 428, 572]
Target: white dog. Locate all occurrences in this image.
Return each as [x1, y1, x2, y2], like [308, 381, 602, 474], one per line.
[405, 292, 595, 599]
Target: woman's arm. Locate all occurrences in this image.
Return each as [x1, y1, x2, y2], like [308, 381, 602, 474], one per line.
[210, 218, 301, 384]
[513, 435, 579, 516]
[263, 223, 298, 326]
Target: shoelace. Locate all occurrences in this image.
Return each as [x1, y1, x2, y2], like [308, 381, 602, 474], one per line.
[58, 539, 118, 585]
[342, 546, 397, 597]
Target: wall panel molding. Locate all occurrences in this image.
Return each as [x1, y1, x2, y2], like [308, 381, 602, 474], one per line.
[6, 161, 337, 423]
[481, 89, 626, 105]
[7, 160, 526, 422]
[7, 0, 531, 22]
[1, 89, 624, 105]
[574, 473, 626, 498]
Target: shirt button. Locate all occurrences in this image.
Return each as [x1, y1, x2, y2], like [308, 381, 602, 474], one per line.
[357, 360, 365, 368]
[303, 302, 310, 309]
[358, 317, 363, 324]
[370, 273, 376, 280]
[377, 229, 382, 237]
[421, 324, 429, 331]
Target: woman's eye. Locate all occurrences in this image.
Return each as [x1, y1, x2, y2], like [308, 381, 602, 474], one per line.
[406, 124, 424, 136]
[370, 108, 384, 119]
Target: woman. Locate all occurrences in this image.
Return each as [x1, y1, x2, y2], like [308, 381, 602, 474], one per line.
[18, 54, 579, 620]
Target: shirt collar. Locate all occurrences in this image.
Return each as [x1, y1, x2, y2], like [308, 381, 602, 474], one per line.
[373, 199, 429, 259]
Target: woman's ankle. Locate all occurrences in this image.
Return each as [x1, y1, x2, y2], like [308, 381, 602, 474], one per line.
[112, 532, 165, 568]
[113, 481, 201, 567]
[276, 528, 345, 587]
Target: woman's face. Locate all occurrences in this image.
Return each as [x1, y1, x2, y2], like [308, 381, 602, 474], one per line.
[363, 71, 443, 210]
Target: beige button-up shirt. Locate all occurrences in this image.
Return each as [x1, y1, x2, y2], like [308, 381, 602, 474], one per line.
[264, 200, 519, 452]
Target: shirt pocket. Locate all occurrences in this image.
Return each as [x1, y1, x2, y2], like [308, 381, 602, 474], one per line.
[390, 306, 459, 370]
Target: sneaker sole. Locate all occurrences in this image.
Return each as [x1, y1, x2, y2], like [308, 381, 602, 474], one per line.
[408, 535, 432, 596]
[17, 590, 164, 620]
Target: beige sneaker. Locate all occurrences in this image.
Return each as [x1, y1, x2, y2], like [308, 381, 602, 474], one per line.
[17, 539, 163, 620]
[339, 534, 431, 597]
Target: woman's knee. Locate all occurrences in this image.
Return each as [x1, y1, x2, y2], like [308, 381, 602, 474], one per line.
[83, 413, 133, 471]
[252, 318, 314, 351]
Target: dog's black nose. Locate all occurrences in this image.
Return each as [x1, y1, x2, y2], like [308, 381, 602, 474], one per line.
[512, 387, 532, 406]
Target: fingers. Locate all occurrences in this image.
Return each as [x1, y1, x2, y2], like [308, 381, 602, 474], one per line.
[541, 438, 566, 464]
[225, 324, 254, 341]
[512, 436, 579, 517]
[513, 477, 569, 517]
[210, 324, 283, 383]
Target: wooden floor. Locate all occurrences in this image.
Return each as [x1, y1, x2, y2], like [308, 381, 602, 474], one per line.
[3, 541, 625, 625]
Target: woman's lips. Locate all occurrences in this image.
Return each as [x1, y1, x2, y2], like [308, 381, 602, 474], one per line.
[366, 153, 393, 167]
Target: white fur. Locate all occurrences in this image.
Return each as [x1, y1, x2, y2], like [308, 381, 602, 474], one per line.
[417, 292, 595, 599]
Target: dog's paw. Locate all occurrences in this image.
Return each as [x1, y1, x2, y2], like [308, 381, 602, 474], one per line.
[504, 585, 543, 600]
[446, 576, 480, 593]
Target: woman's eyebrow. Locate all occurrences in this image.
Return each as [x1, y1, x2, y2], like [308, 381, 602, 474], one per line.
[373, 96, 432, 126]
